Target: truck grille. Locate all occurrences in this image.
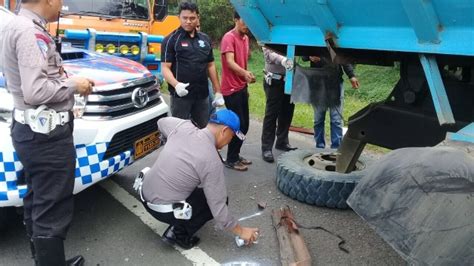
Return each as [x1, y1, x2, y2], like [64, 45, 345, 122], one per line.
[103, 113, 167, 160]
[83, 76, 162, 120]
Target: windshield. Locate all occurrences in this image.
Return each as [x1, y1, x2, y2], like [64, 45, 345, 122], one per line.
[62, 0, 150, 20]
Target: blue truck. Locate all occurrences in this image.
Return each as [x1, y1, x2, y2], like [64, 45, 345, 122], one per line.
[231, 0, 473, 264]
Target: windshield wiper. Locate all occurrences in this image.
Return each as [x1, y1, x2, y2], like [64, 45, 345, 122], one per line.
[119, 14, 148, 20]
[62, 11, 117, 19]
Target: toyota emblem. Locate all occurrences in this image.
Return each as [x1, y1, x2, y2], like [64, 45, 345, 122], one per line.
[131, 87, 149, 108]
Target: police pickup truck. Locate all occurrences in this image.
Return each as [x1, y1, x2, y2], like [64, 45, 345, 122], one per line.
[0, 7, 168, 228]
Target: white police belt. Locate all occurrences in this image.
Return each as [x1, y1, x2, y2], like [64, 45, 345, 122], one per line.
[13, 105, 71, 134]
[134, 167, 192, 219]
[264, 70, 285, 86]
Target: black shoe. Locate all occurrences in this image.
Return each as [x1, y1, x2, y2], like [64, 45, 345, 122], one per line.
[67, 255, 85, 266]
[162, 225, 200, 249]
[262, 150, 274, 163]
[275, 144, 297, 151]
[175, 236, 200, 249]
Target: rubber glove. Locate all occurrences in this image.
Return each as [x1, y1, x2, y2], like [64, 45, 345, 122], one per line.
[175, 82, 189, 97]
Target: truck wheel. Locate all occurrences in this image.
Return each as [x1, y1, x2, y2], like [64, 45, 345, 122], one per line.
[276, 149, 372, 209]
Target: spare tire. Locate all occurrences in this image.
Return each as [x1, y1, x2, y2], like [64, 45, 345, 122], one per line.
[276, 149, 372, 209]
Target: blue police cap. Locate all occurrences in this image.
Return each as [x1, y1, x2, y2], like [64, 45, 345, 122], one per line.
[209, 109, 245, 140]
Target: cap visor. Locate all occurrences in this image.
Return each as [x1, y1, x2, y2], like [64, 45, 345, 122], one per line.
[235, 131, 246, 140]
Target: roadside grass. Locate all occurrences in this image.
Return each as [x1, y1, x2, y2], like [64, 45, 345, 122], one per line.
[162, 48, 400, 152]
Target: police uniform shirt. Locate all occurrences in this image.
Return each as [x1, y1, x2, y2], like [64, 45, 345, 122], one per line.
[263, 47, 286, 76]
[142, 117, 237, 231]
[1, 9, 77, 111]
[161, 27, 214, 99]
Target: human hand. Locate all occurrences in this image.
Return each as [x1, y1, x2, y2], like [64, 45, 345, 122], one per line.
[350, 77, 360, 89]
[309, 56, 321, 63]
[212, 92, 225, 107]
[175, 82, 190, 97]
[245, 71, 256, 84]
[281, 57, 294, 71]
[71, 77, 94, 96]
[239, 227, 260, 246]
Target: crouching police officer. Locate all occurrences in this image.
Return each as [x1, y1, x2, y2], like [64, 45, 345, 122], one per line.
[1, 0, 93, 265]
[135, 110, 259, 249]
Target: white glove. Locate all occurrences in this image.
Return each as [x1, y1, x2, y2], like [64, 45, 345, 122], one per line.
[175, 82, 189, 97]
[212, 92, 225, 107]
[281, 57, 294, 71]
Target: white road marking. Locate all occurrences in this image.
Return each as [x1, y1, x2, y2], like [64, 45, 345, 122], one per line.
[99, 179, 219, 265]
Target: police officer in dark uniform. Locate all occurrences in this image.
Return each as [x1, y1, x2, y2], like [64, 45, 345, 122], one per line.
[161, 2, 224, 129]
[1, 0, 93, 265]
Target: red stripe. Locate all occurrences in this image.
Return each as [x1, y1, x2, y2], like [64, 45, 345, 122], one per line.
[35, 33, 51, 44]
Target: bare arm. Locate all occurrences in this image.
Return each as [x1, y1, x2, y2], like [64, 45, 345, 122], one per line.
[161, 62, 179, 88]
[224, 52, 255, 83]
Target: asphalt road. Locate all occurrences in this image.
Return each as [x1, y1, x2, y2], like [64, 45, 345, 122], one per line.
[0, 115, 404, 266]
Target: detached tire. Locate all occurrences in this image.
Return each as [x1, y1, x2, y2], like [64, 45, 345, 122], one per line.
[276, 149, 372, 209]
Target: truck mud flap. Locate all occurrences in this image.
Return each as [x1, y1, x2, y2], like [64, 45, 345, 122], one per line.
[347, 146, 474, 265]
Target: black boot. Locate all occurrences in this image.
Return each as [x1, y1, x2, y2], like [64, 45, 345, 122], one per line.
[33, 237, 85, 266]
[29, 238, 37, 264]
[33, 237, 66, 266]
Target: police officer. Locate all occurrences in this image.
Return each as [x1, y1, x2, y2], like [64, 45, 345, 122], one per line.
[1, 0, 93, 265]
[139, 110, 259, 249]
[261, 47, 297, 163]
[161, 2, 224, 129]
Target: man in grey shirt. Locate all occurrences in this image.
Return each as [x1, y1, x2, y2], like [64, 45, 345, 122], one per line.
[141, 109, 259, 249]
[261, 47, 297, 163]
[2, 0, 92, 265]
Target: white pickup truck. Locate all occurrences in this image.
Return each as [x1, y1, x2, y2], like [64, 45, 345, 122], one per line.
[0, 7, 168, 228]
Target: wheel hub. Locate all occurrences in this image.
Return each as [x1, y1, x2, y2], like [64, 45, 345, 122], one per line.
[304, 152, 365, 172]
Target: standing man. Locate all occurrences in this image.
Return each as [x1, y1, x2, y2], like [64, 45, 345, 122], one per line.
[261, 47, 297, 163]
[1, 0, 93, 265]
[161, 2, 224, 129]
[139, 110, 259, 249]
[303, 56, 360, 149]
[220, 11, 255, 171]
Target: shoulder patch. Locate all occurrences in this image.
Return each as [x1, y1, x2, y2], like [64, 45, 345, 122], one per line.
[35, 34, 50, 59]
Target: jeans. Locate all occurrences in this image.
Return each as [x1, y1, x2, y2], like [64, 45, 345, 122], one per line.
[313, 83, 344, 149]
[207, 81, 216, 118]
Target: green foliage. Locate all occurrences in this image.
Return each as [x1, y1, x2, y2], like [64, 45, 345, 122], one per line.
[197, 0, 235, 44]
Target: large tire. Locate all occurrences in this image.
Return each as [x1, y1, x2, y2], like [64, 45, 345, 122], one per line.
[276, 149, 372, 209]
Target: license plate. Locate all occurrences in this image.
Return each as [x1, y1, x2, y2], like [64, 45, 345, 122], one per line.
[134, 131, 160, 159]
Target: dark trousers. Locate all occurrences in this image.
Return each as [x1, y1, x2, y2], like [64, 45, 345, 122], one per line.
[224, 87, 250, 163]
[261, 79, 295, 151]
[11, 120, 75, 239]
[143, 188, 213, 238]
[170, 96, 209, 129]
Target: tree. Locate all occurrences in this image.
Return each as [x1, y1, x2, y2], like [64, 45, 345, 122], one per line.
[197, 0, 234, 44]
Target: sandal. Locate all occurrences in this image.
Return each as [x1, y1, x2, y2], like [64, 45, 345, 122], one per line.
[224, 160, 248, 171]
[239, 156, 252, 165]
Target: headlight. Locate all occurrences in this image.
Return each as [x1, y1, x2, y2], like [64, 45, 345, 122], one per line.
[119, 45, 129, 55]
[131, 45, 140, 55]
[95, 43, 104, 53]
[106, 44, 116, 54]
[148, 46, 155, 54]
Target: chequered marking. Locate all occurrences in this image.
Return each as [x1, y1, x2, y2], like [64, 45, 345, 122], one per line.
[1, 142, 135, 206]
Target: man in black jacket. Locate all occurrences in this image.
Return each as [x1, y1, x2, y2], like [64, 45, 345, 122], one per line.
[303, 56, 360, 149]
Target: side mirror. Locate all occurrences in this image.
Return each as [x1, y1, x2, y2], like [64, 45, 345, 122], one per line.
[153, 0, 167, 21]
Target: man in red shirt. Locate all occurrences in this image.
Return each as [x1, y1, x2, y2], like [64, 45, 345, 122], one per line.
[220, 11, 255, 171]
